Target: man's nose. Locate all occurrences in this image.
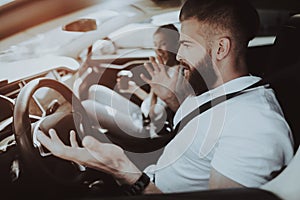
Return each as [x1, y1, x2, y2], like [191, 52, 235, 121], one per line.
[176, 44, 184, 61]
[176, 50, 182, 62]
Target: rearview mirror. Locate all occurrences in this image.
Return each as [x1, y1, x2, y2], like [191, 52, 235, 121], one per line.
[62, 18, 97, 32]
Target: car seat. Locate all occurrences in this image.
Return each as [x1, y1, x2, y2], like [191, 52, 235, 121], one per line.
[261, 144, 300, 200]
[264, 14, 300, 152]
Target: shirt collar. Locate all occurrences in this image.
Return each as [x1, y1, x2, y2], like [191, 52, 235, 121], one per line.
[173, 75, 262, 127]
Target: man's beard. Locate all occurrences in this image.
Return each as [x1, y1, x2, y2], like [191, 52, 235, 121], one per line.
[184, 53, 218, 96]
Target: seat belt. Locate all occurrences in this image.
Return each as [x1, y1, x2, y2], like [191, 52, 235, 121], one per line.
[173, 79, 266, 135]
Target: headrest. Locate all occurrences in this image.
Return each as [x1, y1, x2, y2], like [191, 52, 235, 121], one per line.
[266, 14, 300, 75]
[288, 14, 300, 27]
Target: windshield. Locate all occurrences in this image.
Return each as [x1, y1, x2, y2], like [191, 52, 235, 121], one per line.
[0, 10, 119, 62]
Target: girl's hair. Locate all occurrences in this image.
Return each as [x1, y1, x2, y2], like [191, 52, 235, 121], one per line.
[154, 24, 180, 66]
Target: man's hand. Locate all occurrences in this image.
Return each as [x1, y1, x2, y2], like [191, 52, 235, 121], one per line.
[140, 56, 181, 112]
[209, 167, 244, 189]
[36, 129, 141, 185]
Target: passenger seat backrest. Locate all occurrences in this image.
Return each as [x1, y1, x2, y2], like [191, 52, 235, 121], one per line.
[261, 145, 300, 200]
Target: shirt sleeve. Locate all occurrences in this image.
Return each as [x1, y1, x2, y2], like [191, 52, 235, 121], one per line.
[211, 107, 293, 187]
[143, 164, 156, 182]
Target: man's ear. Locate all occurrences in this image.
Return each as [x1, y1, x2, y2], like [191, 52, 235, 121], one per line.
[215, 37, 230, 60]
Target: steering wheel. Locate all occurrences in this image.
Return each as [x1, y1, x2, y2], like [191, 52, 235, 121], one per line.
[13, 78, 109, 188]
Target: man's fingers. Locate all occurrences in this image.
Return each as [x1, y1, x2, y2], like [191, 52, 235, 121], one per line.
[36, 130, 53, 150]
[37, 129, 87, 163]
[70, 130, 79, 147]
[49, 129, 64, 145]
[149, 57, 160, 72]
[151, 56, 169, 77]
[172, 65, 180, 81]
[140, 74, 151, 84]
[156, 55, 164, 64]
[144, 62, 154, 76]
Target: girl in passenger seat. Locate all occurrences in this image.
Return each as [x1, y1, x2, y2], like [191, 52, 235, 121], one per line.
[82, 24, 188, 140]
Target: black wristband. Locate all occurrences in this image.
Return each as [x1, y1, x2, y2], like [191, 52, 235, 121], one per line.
[121, 172, 150, 195]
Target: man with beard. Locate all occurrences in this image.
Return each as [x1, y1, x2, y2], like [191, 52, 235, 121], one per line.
[37, 0, 294, 195]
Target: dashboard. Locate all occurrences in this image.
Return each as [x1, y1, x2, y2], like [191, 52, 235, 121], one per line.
[0, 55, 79, 112]
[0, 56, 79, 143]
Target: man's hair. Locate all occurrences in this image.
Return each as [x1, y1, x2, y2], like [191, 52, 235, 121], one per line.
[179, 0, 260, 52]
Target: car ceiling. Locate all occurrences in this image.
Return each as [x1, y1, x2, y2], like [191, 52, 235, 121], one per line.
[0, 0, 182, 41]
[0, 0, 299, 52]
